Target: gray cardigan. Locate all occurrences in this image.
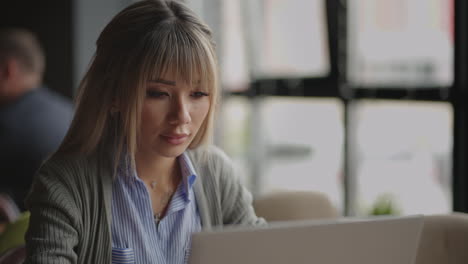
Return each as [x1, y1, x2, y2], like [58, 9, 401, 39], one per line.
[24, 146, 265, 264]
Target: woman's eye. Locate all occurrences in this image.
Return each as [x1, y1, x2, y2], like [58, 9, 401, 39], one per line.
[191, 91, 209, 98]
[146, 90, 169, 98]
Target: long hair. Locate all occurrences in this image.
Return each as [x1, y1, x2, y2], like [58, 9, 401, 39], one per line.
[57, 0, 219, 169]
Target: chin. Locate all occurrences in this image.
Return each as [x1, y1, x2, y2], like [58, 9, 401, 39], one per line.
[156, 144, 190, 158]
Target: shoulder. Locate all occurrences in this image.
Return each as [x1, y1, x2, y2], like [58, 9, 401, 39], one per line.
[187, 145, 241, 191]
[187, 145, 232, 166]
[34, 88, 74, 112]
[25, 154, 86, 211]
[16, 89, 74, 151]
[25, 152, 105, 210]
[26, 88, 74, 130]
[40, 153, 92, 178]
[187, 145, 235, 177]
[31, 153, 101, 194]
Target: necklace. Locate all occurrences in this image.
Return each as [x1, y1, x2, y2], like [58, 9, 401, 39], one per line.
[148, 180, 174, 226]
[154, 212, 161, 222]
[147, 166, 180, 226]
[150, 181, 157, 189]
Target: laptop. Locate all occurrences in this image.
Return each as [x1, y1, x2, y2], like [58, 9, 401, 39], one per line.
[188, 215, 424, 264]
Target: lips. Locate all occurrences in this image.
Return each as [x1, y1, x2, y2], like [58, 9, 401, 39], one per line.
[161, 133, 189, 145]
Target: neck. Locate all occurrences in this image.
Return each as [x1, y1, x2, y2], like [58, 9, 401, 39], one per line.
[134, 152, 179, 187]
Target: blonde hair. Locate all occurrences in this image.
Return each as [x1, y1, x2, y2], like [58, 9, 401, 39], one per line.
[57, 0, 219, 168]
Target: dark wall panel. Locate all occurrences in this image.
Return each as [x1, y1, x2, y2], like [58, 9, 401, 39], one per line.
[0, 0, 73, 99]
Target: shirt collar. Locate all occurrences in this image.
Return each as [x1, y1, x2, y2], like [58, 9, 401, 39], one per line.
[178, 152, 197, 199]
[118, 152, 197, 199]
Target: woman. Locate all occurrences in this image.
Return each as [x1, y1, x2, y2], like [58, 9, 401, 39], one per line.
[24, 0, 265, 263]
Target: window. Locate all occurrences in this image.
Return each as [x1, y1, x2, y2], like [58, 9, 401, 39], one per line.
[350, 100, 452, 215]
[221, 96, 344, 211]
[246, 0, 330, 79]
[219, 96, 252, 186]
[347, 0, 453, 88]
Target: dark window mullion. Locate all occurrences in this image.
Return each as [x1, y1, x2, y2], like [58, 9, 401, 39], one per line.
[453, 0, 468, 213]
[350, 87, 451, 102]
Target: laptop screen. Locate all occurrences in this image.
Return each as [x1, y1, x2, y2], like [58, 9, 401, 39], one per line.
[189, 215, 424, 264]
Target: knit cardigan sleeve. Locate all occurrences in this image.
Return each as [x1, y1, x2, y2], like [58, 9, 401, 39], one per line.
[216, 149, 265, 226]
[23, 154, 112, 264]
[23, 158, 83, 264]
[189, 146, 266, 228]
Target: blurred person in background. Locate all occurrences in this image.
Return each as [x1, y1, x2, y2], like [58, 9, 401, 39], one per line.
[0, 28, 73, 210]
[24, 1, 264, 263]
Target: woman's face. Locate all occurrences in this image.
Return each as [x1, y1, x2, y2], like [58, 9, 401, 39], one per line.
[137, 71, 210, 159]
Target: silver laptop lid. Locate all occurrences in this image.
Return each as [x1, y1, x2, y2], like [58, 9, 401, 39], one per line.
[189, 215, 424, 264]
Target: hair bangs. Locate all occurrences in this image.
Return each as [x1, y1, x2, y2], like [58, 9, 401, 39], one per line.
[144, 23, 216, 91]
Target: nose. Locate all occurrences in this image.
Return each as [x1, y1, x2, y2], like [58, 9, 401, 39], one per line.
[169, 97, 191, 125]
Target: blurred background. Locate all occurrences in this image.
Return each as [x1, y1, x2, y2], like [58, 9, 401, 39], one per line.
[1, 0, 467, 217]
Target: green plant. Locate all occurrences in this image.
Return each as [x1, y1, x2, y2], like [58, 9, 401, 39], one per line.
[0, 211, 30, 254]
[370, 193, 401, 216]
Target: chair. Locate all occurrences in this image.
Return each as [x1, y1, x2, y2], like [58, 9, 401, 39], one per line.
[253, 190, 339, 221]
[415, 213, 468, 264]
[0, 245, 26, 264]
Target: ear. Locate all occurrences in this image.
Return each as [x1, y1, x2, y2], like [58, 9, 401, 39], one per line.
[0, 61, 8, 81]
[0, 58, 20, 80]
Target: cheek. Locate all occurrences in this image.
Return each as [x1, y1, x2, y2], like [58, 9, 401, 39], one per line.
[192, 101, 211, 125]
[141, 105, 153, 123]
[140, 103, 164, 133]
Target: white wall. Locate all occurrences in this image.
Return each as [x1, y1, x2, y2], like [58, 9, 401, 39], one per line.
[73, 0, 132, 90]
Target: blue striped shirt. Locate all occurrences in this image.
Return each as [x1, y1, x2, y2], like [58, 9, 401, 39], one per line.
[111, 153, 201, 264]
